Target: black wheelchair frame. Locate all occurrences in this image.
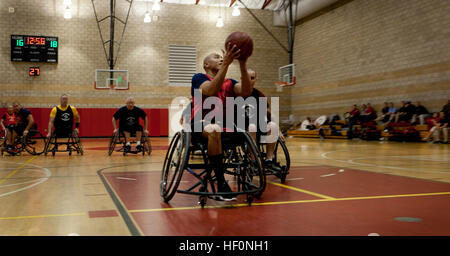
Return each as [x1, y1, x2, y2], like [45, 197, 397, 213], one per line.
[1, 128, 47, 156]
[258, 138, 290, 183]
[108, 131, 151, 156]
[160, 130, 266, 208]
[44, 130, 83, 156]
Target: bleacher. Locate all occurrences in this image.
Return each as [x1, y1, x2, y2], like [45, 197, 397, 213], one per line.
[287, 120, 430, 141]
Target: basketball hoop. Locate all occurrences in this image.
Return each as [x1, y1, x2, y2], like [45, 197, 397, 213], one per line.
[276, 64, 296, 88]
[108, 83, 116, 94]
[95, 69, 130, 90]
[276, 77, 296, 87]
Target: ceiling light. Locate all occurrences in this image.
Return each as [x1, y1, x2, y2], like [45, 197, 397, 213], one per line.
[232, 6, 240, 16]
[216, 16, 224, 28]
[64, 6, 72, 19]
[152, 0, 160, 11]
[144, 12, 152, 23]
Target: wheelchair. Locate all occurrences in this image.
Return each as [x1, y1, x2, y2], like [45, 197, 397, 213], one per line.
[44, 129, 83, 156]
[1, 127, 47, 156]
[108, 131, 151, 156]
[258, 137, 290, 183]
[160, 130, 266, 208]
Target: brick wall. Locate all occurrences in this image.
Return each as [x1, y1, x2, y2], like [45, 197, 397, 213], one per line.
[1, 0, 290, 117]
[291, 0, 450, 122]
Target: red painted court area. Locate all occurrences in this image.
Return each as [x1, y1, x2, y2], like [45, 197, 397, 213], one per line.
[101, 166, 450, 236]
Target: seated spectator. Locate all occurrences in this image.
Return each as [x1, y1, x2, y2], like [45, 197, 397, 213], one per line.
[423, 112, 439, 141]
[442, 99, 450, 119]
[299, 117, 316, 130]
[395, 101, 416, 123]
[431, 112, 448, 144]
[385, 102, 397, 124]
[412, 101, 430, 125]
[347, 105, 360, 138]
[361, 103, 377, 123]
[375, 102, 390, 123]
[349, 105, 360, 123]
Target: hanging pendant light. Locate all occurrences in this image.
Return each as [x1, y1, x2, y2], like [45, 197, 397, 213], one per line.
[232, 6, 240, 16]
[216, 16, 224, 27]
[152, 0, 161, 11]
[144, 11, 152, 23]
[64, 6, 72, 19]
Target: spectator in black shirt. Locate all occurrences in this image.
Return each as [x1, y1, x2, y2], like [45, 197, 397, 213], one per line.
[412, 101, 430, 125]
[441, 100, 450, 119]
[395, 101, 416, 123]
[375, 102, 390, 123]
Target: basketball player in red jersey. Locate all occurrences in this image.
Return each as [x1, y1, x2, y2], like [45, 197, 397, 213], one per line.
[189, 43, 252, 201]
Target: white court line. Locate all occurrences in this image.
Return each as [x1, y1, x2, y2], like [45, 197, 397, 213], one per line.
[286, 177, 304, 181]
[320, 174, 336, 177]
[116, 177, 136, 181]
[0, 178, 46, 188]
[321, 151, 450, 174]
[0, 161, 51, 198]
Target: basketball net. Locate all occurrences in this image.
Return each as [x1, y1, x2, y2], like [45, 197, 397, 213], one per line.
[276, 77, 296, 88]
[109, 83, 116, 94]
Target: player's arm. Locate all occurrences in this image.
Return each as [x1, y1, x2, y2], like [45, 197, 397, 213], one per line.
[0, 117, 5, 131]
[72, 106, 80, 131]
[112, 117, 118, 134]
[24, 114, 34, 134]
[47, 108, 57, 137]
[47, 109, 56, 136]
[200, 44, 240, 96]
[233, 60, 252, 97]
[143, 116, 149, 135]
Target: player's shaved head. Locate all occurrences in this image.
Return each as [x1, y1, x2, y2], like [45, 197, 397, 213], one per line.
[203, 53, 222, 71]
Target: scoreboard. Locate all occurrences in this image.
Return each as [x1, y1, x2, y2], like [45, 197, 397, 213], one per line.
[11, 35, 58, 63]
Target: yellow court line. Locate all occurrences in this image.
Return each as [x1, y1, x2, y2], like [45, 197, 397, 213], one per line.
[2, 192, 450, 220]
[0, 212, 86, 220]
[268, 181, 336, 199]
[128, 191, 450, 213]
[0, 156, 38, 186]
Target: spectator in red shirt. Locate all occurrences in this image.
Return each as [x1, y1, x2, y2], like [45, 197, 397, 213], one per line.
[347, 105, 360, 138]
[361, 103, 377, 123]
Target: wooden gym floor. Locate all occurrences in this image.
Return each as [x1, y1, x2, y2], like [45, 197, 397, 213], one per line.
[0, 137, 449, 236]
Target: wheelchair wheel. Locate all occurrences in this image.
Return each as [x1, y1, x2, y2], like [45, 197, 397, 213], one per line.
[0, 129, 5, 148]
[72, 130, 83, 155]
[142, 134, 151, 156]
[274, 139, 290, 182]
[22, 130, 47, 155]
[160, 131, 190, 202]
[44, 135, 55, 156]
[224, 132, 266, 199]
[108, 133, 119, 156]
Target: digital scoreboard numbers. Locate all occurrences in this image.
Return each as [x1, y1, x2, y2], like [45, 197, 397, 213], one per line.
[11, 35, 58, 63]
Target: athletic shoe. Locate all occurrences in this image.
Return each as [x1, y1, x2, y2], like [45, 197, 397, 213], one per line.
[264, 159, 282, 173]
[136, 144, 142, 152]
[215, 182, 237, 201]
[124, 145, 131, 152]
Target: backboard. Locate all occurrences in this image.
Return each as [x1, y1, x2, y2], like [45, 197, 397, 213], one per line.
[95, 69, 129, 90]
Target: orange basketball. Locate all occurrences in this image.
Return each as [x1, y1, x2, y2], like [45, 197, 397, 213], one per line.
[225, 31, 253, 61]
